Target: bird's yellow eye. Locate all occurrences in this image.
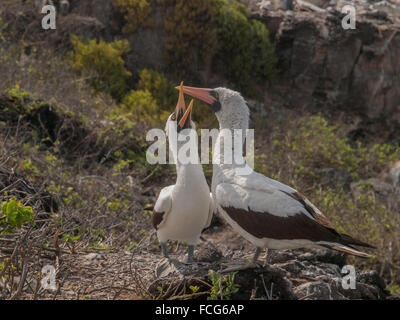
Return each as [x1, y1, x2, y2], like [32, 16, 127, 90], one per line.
[215, 92, 219, 99]
[171, 115, 176, 121]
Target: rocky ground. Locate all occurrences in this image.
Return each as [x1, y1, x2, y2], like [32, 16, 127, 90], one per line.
[12, 223, 396, 300]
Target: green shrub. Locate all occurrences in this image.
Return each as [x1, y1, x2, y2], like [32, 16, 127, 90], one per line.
[137, 69, 177, 110]
[70, 35, 132, 99]
[212, 0, 278, 93]
[120, 89, 160, 125]
[0, 198, 35, 234]
[163, 0, 217, 77]
[256, 115, 399, 185]
[286, 116, 399, 182]
[112, 0, 154, 34]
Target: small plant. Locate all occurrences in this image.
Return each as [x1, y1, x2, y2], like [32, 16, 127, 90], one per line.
[208, 270, 240, 300]
[0, 197, 35, 234]
[70, 35, 132, 99]
[189, 285, 200, 294]
[22, 159, 39, 175]
[62, 231, 81, 253]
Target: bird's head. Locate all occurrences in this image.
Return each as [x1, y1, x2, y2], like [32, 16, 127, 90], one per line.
[176, 86, 249, 130]
[166, 82, 195, 138]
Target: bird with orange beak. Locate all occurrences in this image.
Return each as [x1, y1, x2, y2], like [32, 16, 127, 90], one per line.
[152, 83, 214, 266]
[178, 85, 373, 271]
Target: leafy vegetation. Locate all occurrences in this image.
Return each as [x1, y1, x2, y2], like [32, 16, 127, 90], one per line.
[163, 0, 217, 77]
[256, 115, 400, 184]
[208, 270, 240, 300]
[137, 69, 177, 110]
[70, 35, 132, 99]
[0, 198, 35, 234]
[119, 89, 160, 125]
[112, 0, 154, 34]
[212, 0, 278, 93]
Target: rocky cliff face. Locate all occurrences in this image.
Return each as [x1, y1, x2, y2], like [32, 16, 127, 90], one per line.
[251, 0, 400, 142]
[27, 0, 400, 141]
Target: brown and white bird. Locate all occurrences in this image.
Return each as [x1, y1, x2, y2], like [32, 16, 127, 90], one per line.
[153, 84, 214, 264]
[179, 85, 374, 270]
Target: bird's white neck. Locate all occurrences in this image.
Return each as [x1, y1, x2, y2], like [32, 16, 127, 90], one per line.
[213, 110, 249, 167]
[211, 115, 250, 193]
[212, 131, 247, 170]
[169, 130, 206, 187]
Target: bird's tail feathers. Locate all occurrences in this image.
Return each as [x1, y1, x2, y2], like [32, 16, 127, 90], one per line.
[339, 233, 375, 249]
[320, 242, 372, 258]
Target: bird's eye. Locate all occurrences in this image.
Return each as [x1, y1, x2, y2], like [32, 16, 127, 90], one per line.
[171, 115, 176, 121]
[215, 92, 219, 100]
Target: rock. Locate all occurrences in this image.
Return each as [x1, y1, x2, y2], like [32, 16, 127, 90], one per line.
[195, 243, 223, 263]
[366, 178, 394, 195]
[294, 281, 347, 300]
[255, 1, 400, 142]
[385, 161, 400, 187]
[350, 161, 400, 211]
[83, 253, 106, 261]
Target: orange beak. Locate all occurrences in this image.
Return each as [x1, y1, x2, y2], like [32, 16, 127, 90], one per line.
[175, 85, 221, 112]
[175, 81, 186, 117]
[178, 99, 194, 128]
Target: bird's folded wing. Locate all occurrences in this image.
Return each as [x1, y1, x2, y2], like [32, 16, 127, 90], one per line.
[215, 181, 341, 242]
[153, 185, 174, 230]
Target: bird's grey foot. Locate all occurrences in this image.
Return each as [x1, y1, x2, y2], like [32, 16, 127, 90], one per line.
[183, 245, 195, 264]
[155, 242, 184, 277]
[161, 242, 170, 260]
[161, 242, 184, 266]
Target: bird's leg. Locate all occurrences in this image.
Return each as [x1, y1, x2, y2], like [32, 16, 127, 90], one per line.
[155, 242, 183, 277]
[161, 242, 170, 260]
[185, 245, 195, 264]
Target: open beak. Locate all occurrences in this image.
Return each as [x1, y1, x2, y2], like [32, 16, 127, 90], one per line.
[175, 81, 186, 118]
[178, 99, 193, 129]
[175, 85, 221, 112]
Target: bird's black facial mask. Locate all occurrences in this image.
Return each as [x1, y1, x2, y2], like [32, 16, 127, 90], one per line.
[177, 86, 221, 113]
[209, 91, 222, 113]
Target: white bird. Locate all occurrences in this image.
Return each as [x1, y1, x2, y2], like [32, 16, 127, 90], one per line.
[179, 85, 374, 269]
[153, 84, 214, 264]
